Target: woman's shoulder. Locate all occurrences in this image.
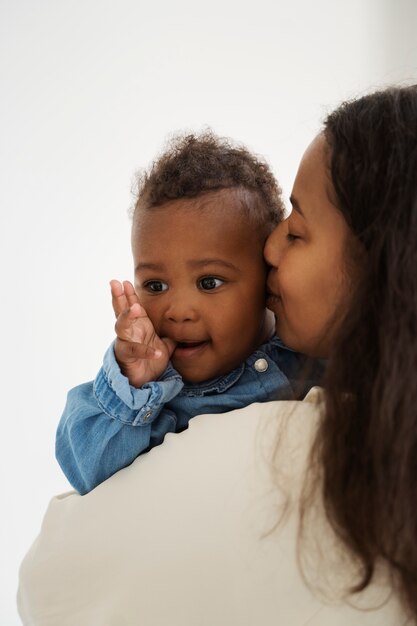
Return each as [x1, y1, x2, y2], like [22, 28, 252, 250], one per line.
[18, 392, 404, 626]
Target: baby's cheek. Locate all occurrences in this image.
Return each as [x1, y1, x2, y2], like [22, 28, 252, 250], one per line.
[140, 300, 161, 326]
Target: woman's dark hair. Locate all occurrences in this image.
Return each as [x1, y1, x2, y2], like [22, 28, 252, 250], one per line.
[133, 131, 284, 232]
[315, 85, 417, 619]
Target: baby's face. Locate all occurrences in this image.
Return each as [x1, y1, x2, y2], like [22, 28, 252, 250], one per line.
[132, 189, 271, 383]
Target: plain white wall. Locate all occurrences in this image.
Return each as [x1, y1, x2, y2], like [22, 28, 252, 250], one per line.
[1, 1, 416, 623]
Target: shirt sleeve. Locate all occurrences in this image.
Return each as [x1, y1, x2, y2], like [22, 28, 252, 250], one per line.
[55, 343, 184, 495]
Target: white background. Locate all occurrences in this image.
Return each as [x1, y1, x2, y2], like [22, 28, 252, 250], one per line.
[1, 1, 416, 623]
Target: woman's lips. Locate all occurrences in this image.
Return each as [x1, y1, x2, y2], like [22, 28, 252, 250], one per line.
[173, 340, 210, 358]
[266, 290, 281, 309]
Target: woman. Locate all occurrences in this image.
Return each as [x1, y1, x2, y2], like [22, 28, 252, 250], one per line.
[18, 85, 417, 625]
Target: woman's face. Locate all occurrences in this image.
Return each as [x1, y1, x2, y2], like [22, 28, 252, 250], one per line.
[264, 133, 354, 358]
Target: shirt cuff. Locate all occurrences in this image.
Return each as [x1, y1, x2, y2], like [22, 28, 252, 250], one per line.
[93, 342, 184, 425]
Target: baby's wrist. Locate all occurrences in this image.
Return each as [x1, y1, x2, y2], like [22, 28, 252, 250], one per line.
[121, 361, 168, 389]
[120, 365, 148, 388]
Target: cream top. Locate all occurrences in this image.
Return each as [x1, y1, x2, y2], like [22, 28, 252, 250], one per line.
[18, 389, 405, 625]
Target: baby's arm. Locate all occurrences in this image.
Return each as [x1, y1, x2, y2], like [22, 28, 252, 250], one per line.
[55, 281, 183, 495]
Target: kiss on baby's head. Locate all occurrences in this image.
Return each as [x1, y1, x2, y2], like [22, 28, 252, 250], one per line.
[130, 132, 284, 382]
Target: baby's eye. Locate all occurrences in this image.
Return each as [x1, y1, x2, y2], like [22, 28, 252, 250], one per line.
[143, 280, 168, 293]
[198, 276, 224, 291]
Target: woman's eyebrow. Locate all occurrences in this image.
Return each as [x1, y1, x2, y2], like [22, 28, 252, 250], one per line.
[289, 195, 305, 217]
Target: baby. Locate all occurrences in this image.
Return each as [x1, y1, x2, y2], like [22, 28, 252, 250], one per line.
[57, 132, 321, 494]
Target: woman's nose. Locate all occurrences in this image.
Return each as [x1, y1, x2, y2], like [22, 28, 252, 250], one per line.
[264, 222, 284, 268]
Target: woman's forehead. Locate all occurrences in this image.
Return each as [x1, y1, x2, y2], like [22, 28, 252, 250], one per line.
[291, 134, 339, 221]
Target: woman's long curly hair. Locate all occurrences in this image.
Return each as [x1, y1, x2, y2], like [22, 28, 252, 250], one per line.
[314, 85, 417, 620]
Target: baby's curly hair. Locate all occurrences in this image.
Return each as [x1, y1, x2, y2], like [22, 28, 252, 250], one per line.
[133, 131, 284, 233]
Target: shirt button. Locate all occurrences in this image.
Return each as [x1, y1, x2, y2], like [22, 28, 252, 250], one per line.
[254, 358, 268, 373]
[143, 410, 152, 421]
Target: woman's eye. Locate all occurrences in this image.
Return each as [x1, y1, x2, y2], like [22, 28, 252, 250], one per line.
[143, 280, 168, 293]
[286, 232, 300, 242]
[198, 277, 224, 291]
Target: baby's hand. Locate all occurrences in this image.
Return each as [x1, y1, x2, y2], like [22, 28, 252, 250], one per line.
[110, 280, 175, 387]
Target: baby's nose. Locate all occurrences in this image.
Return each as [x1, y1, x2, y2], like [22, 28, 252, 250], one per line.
[164, 295, 199, 323]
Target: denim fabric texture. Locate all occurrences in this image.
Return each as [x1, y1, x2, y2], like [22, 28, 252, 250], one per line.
[56, 336, 322, 494]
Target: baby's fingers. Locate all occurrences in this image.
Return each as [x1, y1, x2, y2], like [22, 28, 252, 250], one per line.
[123, 280, 140, 307]
[115, 303, 150, 340]
[110, 279, 129, 318]
[115, 338, 162, 362]
[161, 336, 177, 358]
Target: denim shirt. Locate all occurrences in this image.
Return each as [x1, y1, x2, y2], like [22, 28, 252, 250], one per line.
[56, 336, 322, 495]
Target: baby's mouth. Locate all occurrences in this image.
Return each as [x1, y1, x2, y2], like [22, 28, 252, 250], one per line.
[173, 340, 210, 358]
